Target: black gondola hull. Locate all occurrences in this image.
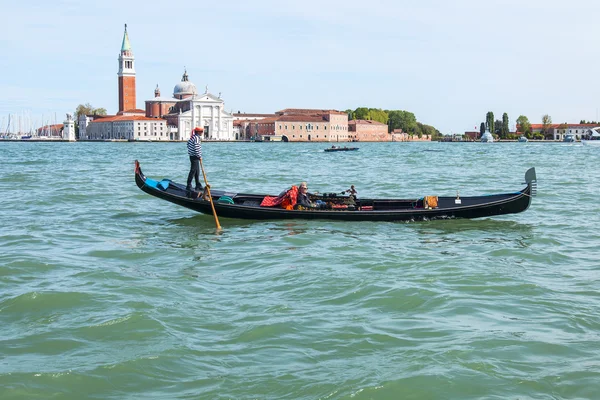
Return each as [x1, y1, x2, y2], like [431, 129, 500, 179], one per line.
[134, 161, 534, 222]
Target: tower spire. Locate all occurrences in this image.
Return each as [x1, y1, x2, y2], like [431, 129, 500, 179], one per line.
[121, 23, 132, 53]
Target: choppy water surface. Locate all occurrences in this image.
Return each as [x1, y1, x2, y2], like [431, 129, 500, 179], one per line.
[1, 141, 600, 399]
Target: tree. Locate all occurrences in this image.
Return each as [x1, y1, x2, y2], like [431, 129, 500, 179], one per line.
[418, 123, 440, 140]
[75, 103, 107, 119]
[494, 119, 502, 136]
[501, 113, 509, 139]
[479, 122, 485, 137]
[486, 111, 494, 134]
[541, 114, 552, 139]
[354, 107, 370, 120]
[516, 115, 532, 138]
[387, 110, 417, 134]
[369, 108, 388, 124]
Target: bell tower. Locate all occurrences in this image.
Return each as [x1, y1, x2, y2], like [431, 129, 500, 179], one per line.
[118, 24, 136, 113]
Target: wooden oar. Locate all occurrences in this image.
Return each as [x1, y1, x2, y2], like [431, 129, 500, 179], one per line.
[199, 158, 222, 230]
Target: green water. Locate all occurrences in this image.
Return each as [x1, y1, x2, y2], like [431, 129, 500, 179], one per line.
[1, 141, 599, 399]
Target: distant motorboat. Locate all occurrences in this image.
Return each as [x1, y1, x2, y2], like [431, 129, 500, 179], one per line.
[518, 136, 528, 142]
[324, 146, 359, 152]
[563, 134, 575, 143]
[581, 127, 600, 146]
[480, 130, 494, 143]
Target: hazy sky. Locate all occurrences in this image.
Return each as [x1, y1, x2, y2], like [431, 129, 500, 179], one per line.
[1, 0, 599, 133]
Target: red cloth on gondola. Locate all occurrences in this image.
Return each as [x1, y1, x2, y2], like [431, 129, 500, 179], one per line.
[260, 186, 298, 209]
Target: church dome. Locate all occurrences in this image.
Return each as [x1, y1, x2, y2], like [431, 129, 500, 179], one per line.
[173, 70, 197, 99]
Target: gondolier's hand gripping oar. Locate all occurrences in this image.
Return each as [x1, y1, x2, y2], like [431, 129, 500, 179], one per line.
[199, 158, 222, 231]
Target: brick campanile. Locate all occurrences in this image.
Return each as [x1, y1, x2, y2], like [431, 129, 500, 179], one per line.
[118, 24, 136, 112]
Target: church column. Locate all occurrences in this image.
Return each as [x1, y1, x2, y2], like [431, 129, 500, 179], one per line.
[211, 106, 216, 140]
[199, 105, 203, 138]
[217, 106, 222, 140]
[190, 101, 195, 140]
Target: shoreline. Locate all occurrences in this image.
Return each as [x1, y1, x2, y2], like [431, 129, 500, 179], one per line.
[0, 138, 580, 144]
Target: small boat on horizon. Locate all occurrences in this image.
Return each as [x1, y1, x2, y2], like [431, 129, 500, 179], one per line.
[324, 146, 359, 152]
[581, 127, 600, 146]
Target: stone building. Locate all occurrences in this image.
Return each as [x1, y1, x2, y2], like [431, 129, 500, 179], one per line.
[242, 109, 350, 142]
[348, 119, 389, 141]
[85, 115, 169, 141]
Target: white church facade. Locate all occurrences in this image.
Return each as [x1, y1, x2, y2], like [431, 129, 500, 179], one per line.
[146, 70, 235, 141]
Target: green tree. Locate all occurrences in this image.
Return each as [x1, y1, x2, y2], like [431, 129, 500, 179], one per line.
[75, 103, 107, 119]
[345, 109, 355, 120]
[388, 110, 417, 134]
[541, 114, 552, 139]
[516, 115, 532, 138]
[485, 111, 494, 135]
[501, 113, 509, 139]
[479, 122, 485, 137]
[354, 107, 370, 120]
[369, 108, 388, 124]
[494, 119, 502, 136]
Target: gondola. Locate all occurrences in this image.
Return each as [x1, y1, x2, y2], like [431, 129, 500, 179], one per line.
[134, 161, 536, 222]
[324, 146, 359, 152]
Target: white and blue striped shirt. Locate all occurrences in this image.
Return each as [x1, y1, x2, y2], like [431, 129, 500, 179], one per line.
[187, 135, 202, 158]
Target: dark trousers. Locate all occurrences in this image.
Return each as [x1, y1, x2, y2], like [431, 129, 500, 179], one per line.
[187, 156, 202, 189]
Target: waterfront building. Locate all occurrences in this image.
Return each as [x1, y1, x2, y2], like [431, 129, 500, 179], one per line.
[348, 119, 390, 141]
[244, 109, 349, 142]
[85, 115, 170, 141]
[233, 113, 277, 140]
[532, 124, 598, 141]
[512, 123, 599, 140]
[145, 71, 235, 141]
[36, 124, 63, 137]
[391, 128, 431, 142]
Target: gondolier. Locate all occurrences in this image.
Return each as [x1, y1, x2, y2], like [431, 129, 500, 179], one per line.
[186, 127, 203, 192]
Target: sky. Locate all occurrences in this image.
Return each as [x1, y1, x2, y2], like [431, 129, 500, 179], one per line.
[1, 0, 600, 134]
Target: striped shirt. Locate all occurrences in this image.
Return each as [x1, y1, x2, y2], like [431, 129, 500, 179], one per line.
[187, 135, 202, 158]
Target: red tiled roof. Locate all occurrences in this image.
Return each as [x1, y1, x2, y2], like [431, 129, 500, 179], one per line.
[233, 113, 276, 118]
[528, 123, 597, 129]
[276, 115, 327, 122]
[276, 108, 346, 116]
[90, 115, 165, 123]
